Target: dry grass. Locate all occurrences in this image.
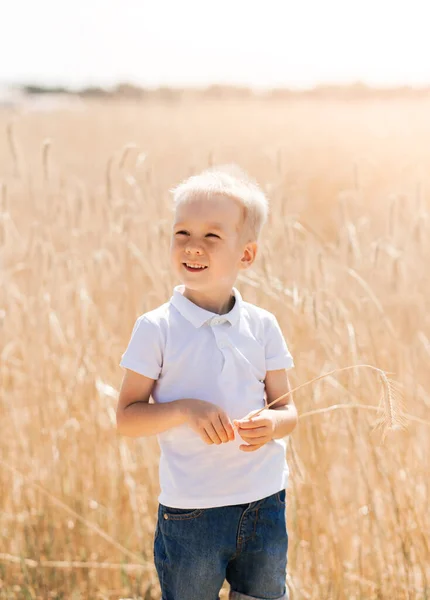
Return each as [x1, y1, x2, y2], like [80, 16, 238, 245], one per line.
[1, 97, 430, 599]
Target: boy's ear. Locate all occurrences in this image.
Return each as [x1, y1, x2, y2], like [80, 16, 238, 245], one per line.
[240, 242, 258, 269]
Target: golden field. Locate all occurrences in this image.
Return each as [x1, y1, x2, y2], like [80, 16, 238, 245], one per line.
[0, 96, 429, 599]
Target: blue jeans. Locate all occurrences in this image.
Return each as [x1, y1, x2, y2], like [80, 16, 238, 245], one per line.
[154, 490, 289, 600]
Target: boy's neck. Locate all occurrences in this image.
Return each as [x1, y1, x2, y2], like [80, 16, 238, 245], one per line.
[182, 286, 235, 315]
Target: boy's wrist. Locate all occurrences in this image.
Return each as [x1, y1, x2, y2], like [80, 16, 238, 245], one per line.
[173, 398, 193, 423]
[263, 409, 279, 439]
[267, 406, 298, 439]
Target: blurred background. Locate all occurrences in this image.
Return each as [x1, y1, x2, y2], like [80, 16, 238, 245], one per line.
[2, 0, 430, 100]
[1, 1, 430, 599]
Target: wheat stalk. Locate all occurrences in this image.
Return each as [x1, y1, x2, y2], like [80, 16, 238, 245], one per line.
[6, 120, 20, 178]
[105, 156, 114, 201]
[0, 181, 7, 214]
[0, 553, 149, 572]
[42, 138, 52, 183]
[298, 404, 429, 427]
[373, 371, 408, 439]
[119, 142, 138, 171]
[0, 458, 147, 567]
[252, 364, 407, 438]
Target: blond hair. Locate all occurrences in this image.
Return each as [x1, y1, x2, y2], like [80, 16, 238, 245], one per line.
[171, 165, 268, 241]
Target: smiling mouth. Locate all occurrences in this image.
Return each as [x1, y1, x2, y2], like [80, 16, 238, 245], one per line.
[183, 263, 208, 272]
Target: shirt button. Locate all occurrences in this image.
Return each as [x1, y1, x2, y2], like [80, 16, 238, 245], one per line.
[214, 318, 226, 326]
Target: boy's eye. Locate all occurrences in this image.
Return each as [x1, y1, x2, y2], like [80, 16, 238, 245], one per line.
[174, 230, 220, 239]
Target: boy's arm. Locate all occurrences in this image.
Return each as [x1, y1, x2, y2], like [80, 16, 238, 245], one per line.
[234, 369, 298, 451]
[116, 369, 235, 443]
[264, 368, 298, 439]
[235, 314, 296, 451]
[116, 369, 188, 437]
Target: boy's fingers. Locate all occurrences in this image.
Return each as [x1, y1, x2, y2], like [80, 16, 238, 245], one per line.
[200, 430, 214, 445]
[235, 418, 262, 429]
[239, 443, 265, 452]
[239, 434, 268, 444]
[219, 414, 235, 441]
[214, 415, 230, 443]
[205, 423, 222, 445]
[237, 426, 267, 439]
[239, 435, 268, 444]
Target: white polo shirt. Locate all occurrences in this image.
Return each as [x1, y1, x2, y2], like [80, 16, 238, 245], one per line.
[120, 285, 294, 509]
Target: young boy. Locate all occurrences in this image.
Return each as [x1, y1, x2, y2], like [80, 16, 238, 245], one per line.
[117, 166, 298, 600]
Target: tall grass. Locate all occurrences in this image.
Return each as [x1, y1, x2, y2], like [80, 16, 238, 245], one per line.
[1, 97, 429, 599]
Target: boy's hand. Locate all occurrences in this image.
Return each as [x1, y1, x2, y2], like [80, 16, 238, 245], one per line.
[182, 399, 235, 445]
[234, 409, 275, 452]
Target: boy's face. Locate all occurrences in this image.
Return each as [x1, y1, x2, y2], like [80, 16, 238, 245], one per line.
[170, 194, 257, 295]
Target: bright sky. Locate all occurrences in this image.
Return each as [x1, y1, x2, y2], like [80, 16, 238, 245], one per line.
[2, 0, 430, 89]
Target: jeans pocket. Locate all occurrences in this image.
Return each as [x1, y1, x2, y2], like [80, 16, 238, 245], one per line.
[276, 489, 286, 506]
[160, 504, 205, 521]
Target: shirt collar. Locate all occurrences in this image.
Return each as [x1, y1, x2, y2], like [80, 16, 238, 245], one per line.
[171, 285, 242, 328]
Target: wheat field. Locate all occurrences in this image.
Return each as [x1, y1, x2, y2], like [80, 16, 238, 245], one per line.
[1, 97, 429, 599]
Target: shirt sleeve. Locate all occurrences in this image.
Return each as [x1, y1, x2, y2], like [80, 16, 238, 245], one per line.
[265, 314, 294, 371]
[119, 316, 163, 380]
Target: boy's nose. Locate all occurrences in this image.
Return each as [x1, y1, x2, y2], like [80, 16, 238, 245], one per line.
[185, 244, 203, 255]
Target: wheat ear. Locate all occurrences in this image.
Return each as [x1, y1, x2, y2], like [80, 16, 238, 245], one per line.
[252, 364, 406, 438]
